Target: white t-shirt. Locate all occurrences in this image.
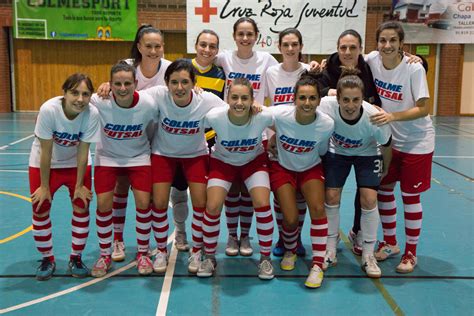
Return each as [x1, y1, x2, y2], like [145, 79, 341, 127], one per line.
[144, 87, 227, 158]
[91, 92, 157, 167]
[29, 96, 100, 169]
[365, 51, 434, 154]
[265, 63, 310, 107]
[319, 96, 392, 156]
[268, 106, 334, 171]
[204, 106, 273, 166]
[125, 58, 171, 90]
[216, 50, 278, 104]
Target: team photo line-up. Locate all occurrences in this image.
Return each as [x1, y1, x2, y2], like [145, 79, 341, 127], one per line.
[29, 17, 433, 289]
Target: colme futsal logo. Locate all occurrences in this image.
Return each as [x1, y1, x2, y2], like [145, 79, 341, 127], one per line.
[103, 123, 143, 139]
[374, 79, 404, 102]
[221, 138, 258, 153]
[332, 132, 363, 149]
[227, 73, 262, 91]
[161, 118, 200, 135]
[52, 131, 82, 147]
[279, 135, 316, 154]
[273, 87, 295, 106]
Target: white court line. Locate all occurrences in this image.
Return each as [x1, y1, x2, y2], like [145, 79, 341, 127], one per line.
[436, 134, 474, 137]
[0, 134, 34, 150]
[0, 170, 28, 173]
[0, 228, 176, 314]
[434, 156, 474, 159]
[156, 237, 179, 315]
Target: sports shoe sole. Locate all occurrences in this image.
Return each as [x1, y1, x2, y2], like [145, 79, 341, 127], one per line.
[111, 255, 125, 262]
[361, 266, 381, 278]
[304, 281, 322, 289]
[36, 267, 56, 281]
[225, 249, 239, 256]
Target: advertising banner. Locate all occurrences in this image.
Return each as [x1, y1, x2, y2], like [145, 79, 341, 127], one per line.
[392, 0, 474, 44]
[186, 0, 368, 54]
[13, 0, 137, 41]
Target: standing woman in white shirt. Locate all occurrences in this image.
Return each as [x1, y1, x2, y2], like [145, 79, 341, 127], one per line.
[366, 21, 434, 273]
[197, 78, 274, 280]
[265, 27, 310, 258]
[144, 59, 228, 273]
[29, 73, 100, 281]
[318, 68, 392, 278]
[269, 71, 334, 288]
[90, 61, 158, 278]
[97, 25, 193, 260]
[216, 17, 278, 258]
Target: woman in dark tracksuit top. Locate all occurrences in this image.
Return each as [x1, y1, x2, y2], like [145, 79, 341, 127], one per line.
[319, 29, 381, 257]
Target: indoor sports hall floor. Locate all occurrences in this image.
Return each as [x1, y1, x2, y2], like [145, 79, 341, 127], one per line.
[0, 113, 473, 315]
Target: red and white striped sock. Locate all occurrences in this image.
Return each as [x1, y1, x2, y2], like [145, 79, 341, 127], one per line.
[152, 207, 168, 252]
[310, 218, 328, 269]
[71, 211, 89, 257]
[136, 207, 152, 255]
[282, 225, 298, 253]
[225, 193, 240, 238]
[239, 192, 253, 238]
[191, 206, 205, 253]
[254, 205, 273, 257]
[273, 198, 283, 241]
[96, 209, 113, 256]
[378, 189, 398, 245]
[112, 193, 128, 242]
[202, 211, 221, 255]
[32, 213, 54, 262]
[402, 192, 423, 256]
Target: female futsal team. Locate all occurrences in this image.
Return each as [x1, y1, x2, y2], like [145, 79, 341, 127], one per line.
[29, 19, 433, 289]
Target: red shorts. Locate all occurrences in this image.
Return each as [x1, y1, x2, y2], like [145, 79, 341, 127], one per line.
[29, 166, 92, 214]
[151, 154, 209, 184]
[269, 161, 325, 192]
[94, 165, 152, 194]
[381, 149, 433, 193]
[208, 153, 269, 183]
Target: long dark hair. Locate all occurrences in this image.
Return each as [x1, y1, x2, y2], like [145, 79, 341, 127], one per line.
[130, 24, 164, 67]
[279, 28, 303, 62]
[294, 70, 324, 98]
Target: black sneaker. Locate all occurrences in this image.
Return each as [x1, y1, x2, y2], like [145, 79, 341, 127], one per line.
[36, 258, 56, 281]
[68, 255, 90, 278]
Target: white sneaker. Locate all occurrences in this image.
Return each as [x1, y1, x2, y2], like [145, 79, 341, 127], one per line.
[137, 254, 153, 276]
[362, 254, 382, 278]
[225, 235, 239, 256]
[258, 257, 274, 280]
[280, 251, 297, 271]
[396, 252, 417, 274]
[322, 249, 338, 271]
[188, 249, 202, 274]
[239, 236, 253, 256]
[375, 241, 400, 261]
[153, 250, 168, 273]
[197, 256, 216, 277]
[111, 240, 125, 262]
[305, 265, 324, 289]
[175, 231, 190, 252]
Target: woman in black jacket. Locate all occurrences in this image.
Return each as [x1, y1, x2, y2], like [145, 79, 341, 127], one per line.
[320, 29, 381, 260]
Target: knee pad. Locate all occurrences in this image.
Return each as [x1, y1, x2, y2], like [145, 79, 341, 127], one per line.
[170, 187, 188, 204]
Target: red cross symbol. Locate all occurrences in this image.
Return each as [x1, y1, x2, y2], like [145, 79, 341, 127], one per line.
[195, 0, 218, 23]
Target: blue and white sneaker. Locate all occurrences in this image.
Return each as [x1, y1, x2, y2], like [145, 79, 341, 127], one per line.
[36, 258, 56, 281]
